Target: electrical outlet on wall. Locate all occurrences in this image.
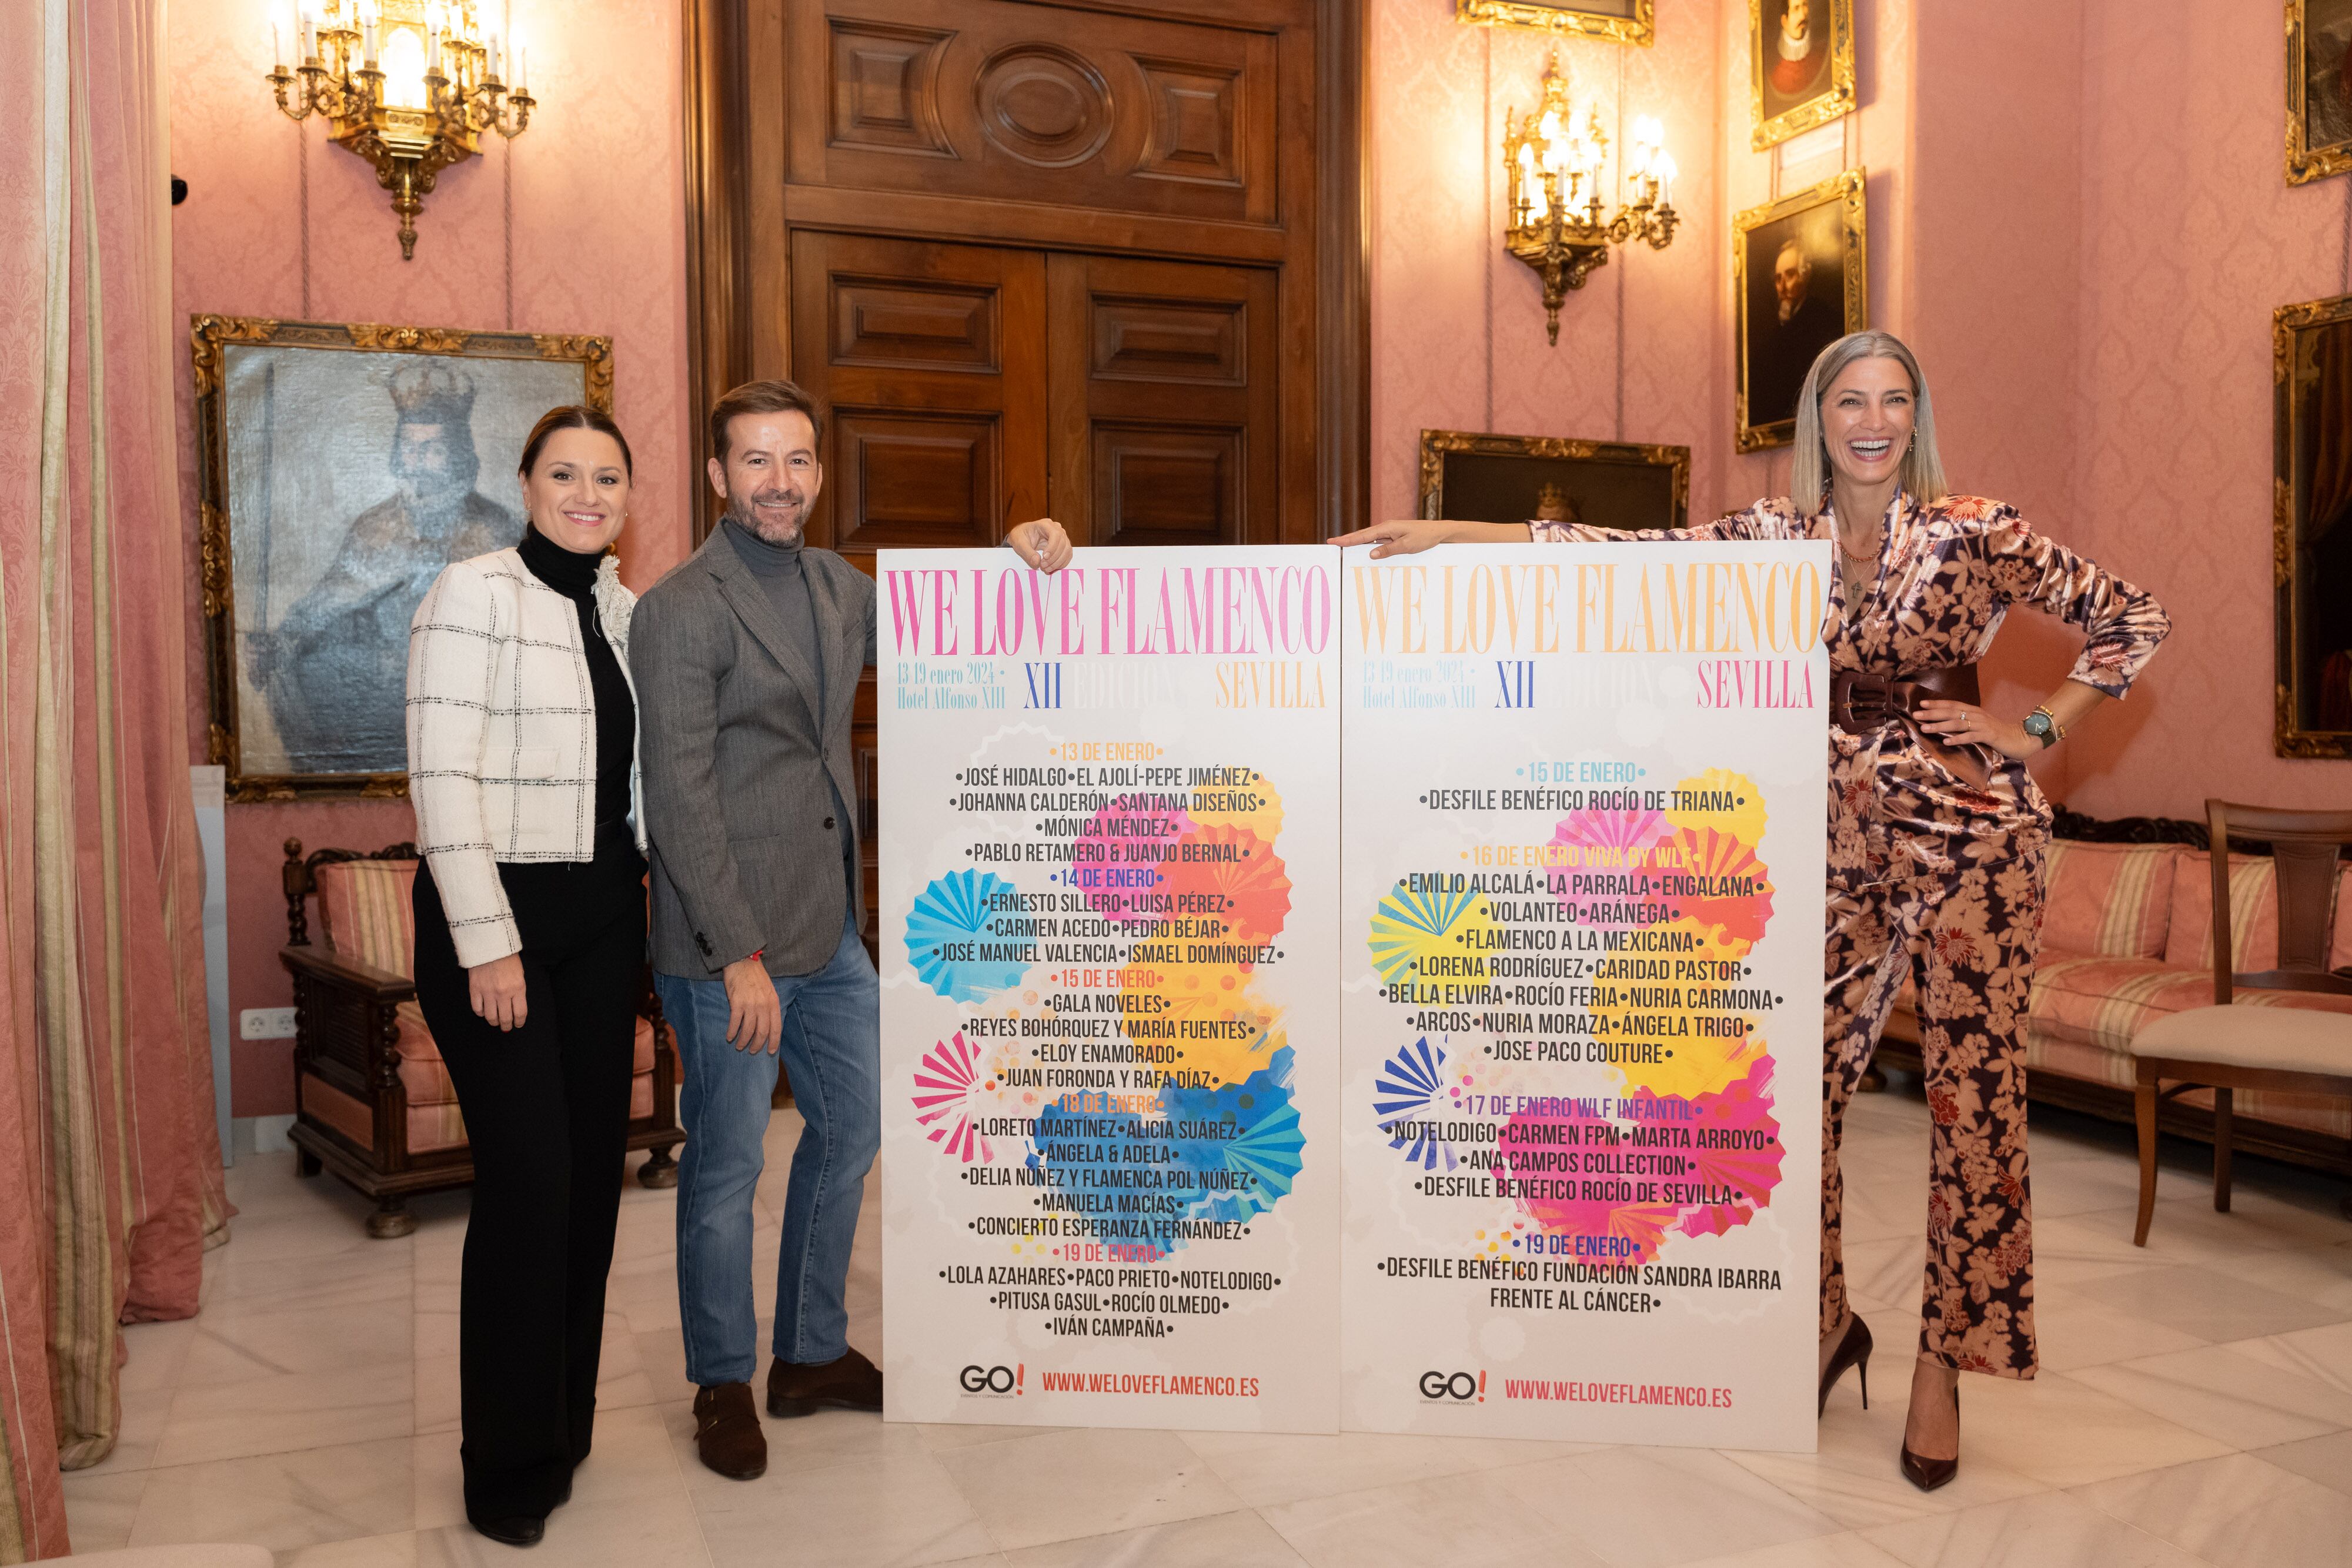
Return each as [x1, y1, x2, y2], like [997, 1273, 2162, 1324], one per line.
[239, 1007, 298, 1040]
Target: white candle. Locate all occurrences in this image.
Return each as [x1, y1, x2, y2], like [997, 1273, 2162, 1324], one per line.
[272, 19, 283, 68]
[363, 16, 377, 64]
[486, 31, 500, 81]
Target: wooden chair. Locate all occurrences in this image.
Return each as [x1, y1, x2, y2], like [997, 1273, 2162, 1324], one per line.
[2129, 801, 2352, 1243]
[279, 837, 683, 1237]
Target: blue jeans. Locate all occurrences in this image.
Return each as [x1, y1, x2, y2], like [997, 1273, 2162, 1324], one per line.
[659, 914, 879, 1386]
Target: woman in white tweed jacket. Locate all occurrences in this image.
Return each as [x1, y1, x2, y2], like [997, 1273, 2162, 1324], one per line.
[404, 404, 649, 1549]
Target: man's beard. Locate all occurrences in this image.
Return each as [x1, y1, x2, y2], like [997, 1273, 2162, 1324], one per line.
[1778, 295, 1800, 325]
[398, 472, 471, 529]
[727, 486, 807, 544]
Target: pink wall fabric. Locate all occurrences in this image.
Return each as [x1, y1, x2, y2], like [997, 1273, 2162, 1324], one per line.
[2061, 4, 2352, 816]
[1371, 0, 1729, 529]
[168, 0, 692, 1117]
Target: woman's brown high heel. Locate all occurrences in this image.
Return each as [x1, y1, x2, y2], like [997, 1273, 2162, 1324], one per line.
[1817, 1313, 1873, 1416]
[1900, 1379, 1959, 1492]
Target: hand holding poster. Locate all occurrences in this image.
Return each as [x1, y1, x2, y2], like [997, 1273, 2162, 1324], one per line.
[878, 549, 1342, 1433]
[1339, 541, 1829, 1450]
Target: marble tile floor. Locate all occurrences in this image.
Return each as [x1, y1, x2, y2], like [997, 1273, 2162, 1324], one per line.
[62, 1088, 2352, 1567]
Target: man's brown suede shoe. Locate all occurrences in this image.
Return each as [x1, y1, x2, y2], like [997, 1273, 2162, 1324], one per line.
[692, 1382, 767, 1480]
[767, 1347, 884, 1417]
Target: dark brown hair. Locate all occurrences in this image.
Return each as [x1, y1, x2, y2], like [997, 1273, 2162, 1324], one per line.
[519, 404, 633, 478]
[709, 379, 824, 464]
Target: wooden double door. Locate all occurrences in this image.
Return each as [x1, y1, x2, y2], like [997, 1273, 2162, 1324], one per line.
[791, 230, 1280, 551]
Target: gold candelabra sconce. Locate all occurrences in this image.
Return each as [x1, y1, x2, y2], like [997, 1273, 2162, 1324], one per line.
[1503, 52, 1678, 345]
[266, 0, 533, 259]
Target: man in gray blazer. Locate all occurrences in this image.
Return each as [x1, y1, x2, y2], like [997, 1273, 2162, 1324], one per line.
[633, 380, 1070, 1480]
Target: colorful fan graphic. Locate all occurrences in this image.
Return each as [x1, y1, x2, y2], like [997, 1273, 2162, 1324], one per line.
[1074, 798, 1193, 923]
[910, 1031, 998, 1164]
[1499, 1098, 1685, 1266]
[1029, 1048, 1305, 1260]
[1158, 824, 1292, 950]
[1372, 1036, 1458, 1172]
[1663, 824, 1776, 950]
[1184, 771, 1285, 842]
[1669, 1058, 1785, 1239]
[905, 870, 1032, 1002]
[1367, 881, 1495, 987]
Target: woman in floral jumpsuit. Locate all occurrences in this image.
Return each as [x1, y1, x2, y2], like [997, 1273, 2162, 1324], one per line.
[1338, 332, 2170, 1486]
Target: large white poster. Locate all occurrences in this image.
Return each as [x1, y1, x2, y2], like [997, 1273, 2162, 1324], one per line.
[1338, 541, 1829, 1450]
[879, 547, 1342, 1433]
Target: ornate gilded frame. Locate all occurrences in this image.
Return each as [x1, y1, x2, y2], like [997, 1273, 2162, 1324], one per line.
[1749, 0, 1854, 151]
[1417, 428, 1690, 530]
[1732, 168, 1867, 454]
[2288, 1, 2352, 185]
[2272, 293, 2352, 757]
[192, 314, 614, 801]
[1455, 0, 1653, 46]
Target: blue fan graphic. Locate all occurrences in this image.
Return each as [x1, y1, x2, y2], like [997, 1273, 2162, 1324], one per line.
[905, 870, 1031, 1002]
[1170, 1049, 1305, 1226]
[1373, 1036, 1457, 1171]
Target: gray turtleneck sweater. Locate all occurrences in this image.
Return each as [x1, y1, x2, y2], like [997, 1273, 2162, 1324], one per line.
[725, 517, 857, 898]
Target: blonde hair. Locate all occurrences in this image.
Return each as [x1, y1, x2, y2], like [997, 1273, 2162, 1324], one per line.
[1789, 330, 1949, 518]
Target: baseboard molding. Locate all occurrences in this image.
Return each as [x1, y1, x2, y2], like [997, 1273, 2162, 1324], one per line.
[232, 1114, 296, 1158]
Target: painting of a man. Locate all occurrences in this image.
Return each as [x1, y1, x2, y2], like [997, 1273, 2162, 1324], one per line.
[1736, 170, 1865, 450]
[1750, 0, 1852, 150]
[208, 327, 593, 784]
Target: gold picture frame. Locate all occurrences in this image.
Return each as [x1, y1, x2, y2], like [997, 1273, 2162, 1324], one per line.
[1455, 0, 1653, 46]
[1749, 0, 1854, 151]
[192, 313, 614, 801]
[2271, 293, 2352, 757]
[1733, 168, 1867, 453]
[2287, 0, 2352, 185]
[1418, 429, 1690, 532]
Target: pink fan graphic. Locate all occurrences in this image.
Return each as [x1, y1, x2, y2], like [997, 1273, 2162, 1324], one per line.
[1075, 800, 1194, 924]
[1501, 1100, 1684, 1266]
[1545, 804, 1671, 914]
[911, 1031, 997, 1164]
[1658, 1060, 1785, 1239]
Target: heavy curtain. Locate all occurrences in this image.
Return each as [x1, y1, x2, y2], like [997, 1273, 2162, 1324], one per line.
[1, 0, 232, 1557]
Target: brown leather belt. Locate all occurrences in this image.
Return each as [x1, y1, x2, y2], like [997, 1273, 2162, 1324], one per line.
[1829, 664, 1994, 787]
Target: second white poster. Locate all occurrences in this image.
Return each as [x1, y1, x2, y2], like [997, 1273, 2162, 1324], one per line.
[1339, 540, 1829, 1451]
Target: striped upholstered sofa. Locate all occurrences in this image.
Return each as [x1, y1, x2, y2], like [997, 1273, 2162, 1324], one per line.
[278, 840, 682, 1236]
[1882, 810, 2352, 1181]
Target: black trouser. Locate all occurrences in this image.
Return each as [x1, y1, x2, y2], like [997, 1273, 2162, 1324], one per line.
[412, 827, 647, 1522]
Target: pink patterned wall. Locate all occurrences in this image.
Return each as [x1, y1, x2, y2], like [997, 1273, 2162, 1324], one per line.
[170, 0, 690, 1116]
[2058, 3, 2352, 818]
[1372, 0, 2350, 820]
[1371, 0, 1730, 528]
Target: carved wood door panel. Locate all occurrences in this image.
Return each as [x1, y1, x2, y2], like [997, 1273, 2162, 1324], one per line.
[1046, 252, 1278, 547]
[790, 0, 1281, 230]
[787, 230, 1050, 556]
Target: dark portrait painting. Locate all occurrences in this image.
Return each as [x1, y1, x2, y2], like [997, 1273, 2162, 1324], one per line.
[193, 317, 610, 796]
[2290, 0, 2352, 183]
[1735, 170, 1866, 452]
[1418, 430, 1688, 534]
[1749, 0, 1853, 150]
[2274, 297, 2352, 756]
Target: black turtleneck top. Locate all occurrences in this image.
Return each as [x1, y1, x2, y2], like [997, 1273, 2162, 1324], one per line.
[517, 526, 634, 830]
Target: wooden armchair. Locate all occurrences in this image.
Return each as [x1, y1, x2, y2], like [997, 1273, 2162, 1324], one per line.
[279, 837, 682, 1237]
[2129, 801, 2352, 1242]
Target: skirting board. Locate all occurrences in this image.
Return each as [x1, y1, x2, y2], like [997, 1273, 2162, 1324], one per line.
[232, 1115, 296, 1158]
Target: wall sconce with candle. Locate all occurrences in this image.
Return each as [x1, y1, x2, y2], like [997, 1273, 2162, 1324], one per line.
[1502, 52, 1678, 345]
[266, 0, 533, 259]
